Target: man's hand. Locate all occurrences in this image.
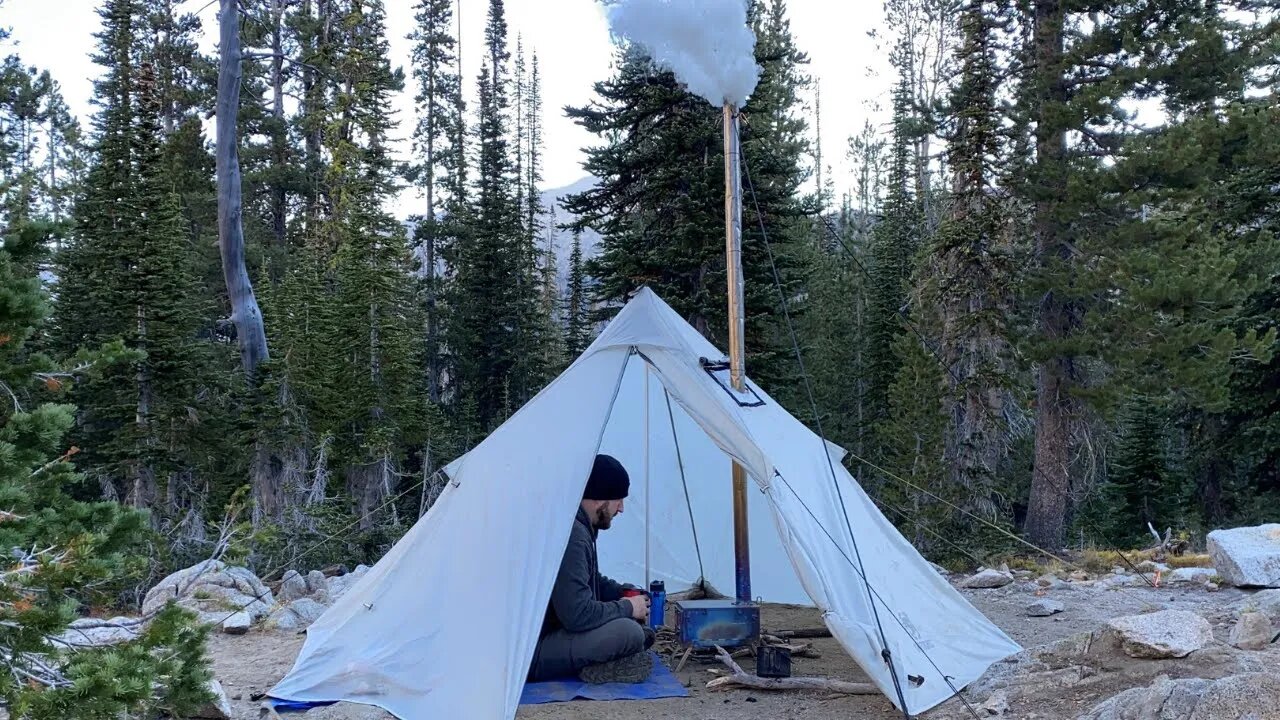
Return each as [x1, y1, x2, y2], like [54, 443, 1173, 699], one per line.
[624, 594, 650, 621]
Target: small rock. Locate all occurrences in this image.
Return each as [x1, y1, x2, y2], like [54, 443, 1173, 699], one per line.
[1229, 611, 1273, 650]
[279, 570, 308, 602]
[1207, 524, 1280, 588]
[1069, 570, 1090, 582]
[1026, 599, 1064, 617]
[232, 692, 242, 701]
[1167, 567, 1217, 586]
[222, 612, 251, 635]
[1095, 574, 1146, 591]
[1036, 574, 1065, 589]
[1112, 566, 1126, 575]
[1136, 560, 1171, 574]
[1206, 582, 1220, 592]
[929, 562, 950, 576]
[962, 568, 1014, 589]
[1104, 609, 1214, 659]
[191, 679, 233, 719]
[979, 691, 1009, 716]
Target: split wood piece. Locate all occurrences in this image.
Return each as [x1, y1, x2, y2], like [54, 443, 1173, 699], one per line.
[674, 646, 695, 673]
[706, 645, 876, 695]
[767, 627, 832, 639]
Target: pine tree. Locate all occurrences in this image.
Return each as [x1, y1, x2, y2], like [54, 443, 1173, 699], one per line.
[877, 330, 951, 557]
[565, 0, 813, 393]
[407, 0, 463, 404]
[1014, 0, 1276, 548]
[0, 156, 212, 720]
[314, 0, 419, 528]
[862, 37, 923, 471]
[920, 0, 1016, 520]
[53, 0, 211, 515]
[448, 0, 527, 430]
[1083, 399, 1186, 546]
[564, 229, 591, 357]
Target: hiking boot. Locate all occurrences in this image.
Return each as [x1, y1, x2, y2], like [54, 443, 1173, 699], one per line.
[579, 651, 653, 684]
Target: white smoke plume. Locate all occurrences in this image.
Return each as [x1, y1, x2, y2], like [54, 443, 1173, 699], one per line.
[602, 0, 761, 107]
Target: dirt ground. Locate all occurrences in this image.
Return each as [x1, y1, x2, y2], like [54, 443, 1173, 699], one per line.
[213, 579, 1267, 720]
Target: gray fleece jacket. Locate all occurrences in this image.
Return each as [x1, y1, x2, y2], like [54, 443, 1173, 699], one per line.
[540, 507, 632, 636]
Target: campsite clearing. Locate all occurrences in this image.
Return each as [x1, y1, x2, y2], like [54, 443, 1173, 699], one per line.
[209, 579, 1267, 719]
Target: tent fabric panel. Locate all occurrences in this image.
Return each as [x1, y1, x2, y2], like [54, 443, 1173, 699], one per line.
[737, 386, 1022, 715]
[267, 349, 633, 719]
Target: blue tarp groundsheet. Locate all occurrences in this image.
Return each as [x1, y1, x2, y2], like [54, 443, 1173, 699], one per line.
[266, 651, 687, 714]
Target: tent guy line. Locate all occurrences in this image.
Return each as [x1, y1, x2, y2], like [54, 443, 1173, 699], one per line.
[774, 471, 986, 720]
[737, 117, 916, 717]
[663, 386, 707, 584]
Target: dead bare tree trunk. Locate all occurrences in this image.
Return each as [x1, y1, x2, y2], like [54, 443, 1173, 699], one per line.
[219, 0, 288, 524]
[217, 0, 269, 378]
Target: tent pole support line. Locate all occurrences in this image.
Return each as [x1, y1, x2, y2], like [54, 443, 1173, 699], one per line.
[644, 361, 651, 587]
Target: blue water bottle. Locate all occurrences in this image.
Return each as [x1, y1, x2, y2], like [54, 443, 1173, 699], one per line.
[648, 580, 665, 630]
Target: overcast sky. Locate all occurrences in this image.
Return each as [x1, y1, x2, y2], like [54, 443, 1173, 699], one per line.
[1, 0, 894, 213]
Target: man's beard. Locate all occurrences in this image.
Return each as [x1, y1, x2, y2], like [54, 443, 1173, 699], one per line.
[595, 505, 614, 529]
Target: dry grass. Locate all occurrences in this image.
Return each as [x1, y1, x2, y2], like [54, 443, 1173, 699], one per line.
[983, 549, 1215, 579]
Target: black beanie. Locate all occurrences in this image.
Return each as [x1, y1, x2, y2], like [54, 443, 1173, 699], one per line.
[583, 454, 630, 501]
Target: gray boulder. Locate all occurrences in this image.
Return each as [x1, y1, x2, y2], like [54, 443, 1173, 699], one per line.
[191, 679, 233, 719]
[961, 568, 1013, 589]
[1237, 588, 1280, 624]
[50, 617, 140, 648]
[323, 564, 370, 601]
[266, 597, 328, 631]
[279, 569, 309, 602]
[143, 560, 273, 620]
[306, 569, 328, 594]
[1166, 567, 1217, 586]
[1228, 611, 1273, 651]
[1026, 599, 1065, 617]
[1207, 524, 1280, 588]
[1080, 675, 1210, 720]
[222, 611, 252, 635]
[1189, 673, 1280, 720]
[1104, 610, 1213, 659]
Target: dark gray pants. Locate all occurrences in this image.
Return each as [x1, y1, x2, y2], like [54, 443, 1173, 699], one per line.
[528, 618, 647, 681]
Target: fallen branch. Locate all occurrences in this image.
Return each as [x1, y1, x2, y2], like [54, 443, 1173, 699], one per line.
[767, 627, 832, 639]
[707, 645, 876, 695]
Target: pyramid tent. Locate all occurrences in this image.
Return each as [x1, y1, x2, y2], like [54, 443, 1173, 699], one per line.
[266, 287, 1021, 718]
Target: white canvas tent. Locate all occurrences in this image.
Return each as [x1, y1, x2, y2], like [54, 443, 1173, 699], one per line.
[267, 287, 1021, 718]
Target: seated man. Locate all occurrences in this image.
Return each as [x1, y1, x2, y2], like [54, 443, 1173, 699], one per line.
[528, 454, 656, 684]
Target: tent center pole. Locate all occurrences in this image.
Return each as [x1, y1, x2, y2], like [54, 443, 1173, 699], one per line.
[723, 102, 751, 605]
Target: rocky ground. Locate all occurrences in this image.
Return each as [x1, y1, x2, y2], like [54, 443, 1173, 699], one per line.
[198, 563, 1280, 720]
[68, 523, 1280, 719]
